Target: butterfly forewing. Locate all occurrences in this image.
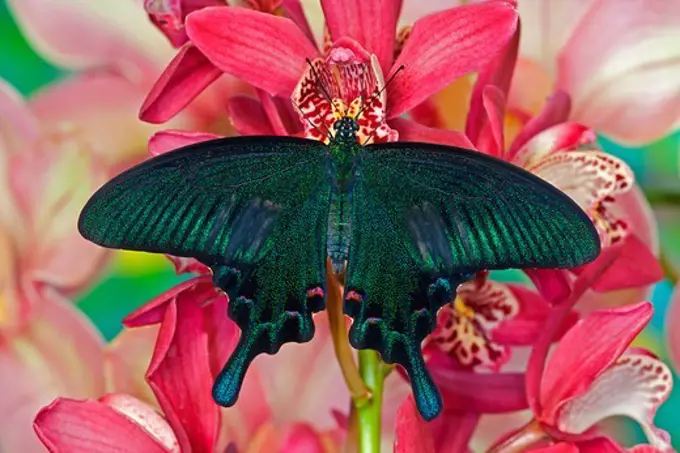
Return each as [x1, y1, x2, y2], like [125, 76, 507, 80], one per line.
[345, 142, 600, 419]
[79, 136, 332, 407]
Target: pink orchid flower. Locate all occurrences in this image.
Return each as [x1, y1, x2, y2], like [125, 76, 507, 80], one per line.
[423, 271, 577, 372]
[35, 269, 348, 453]
[515, 0, 680, 145]
[0, 282, 106, 453]
[7, 0, 249, 164]
[460, 22, 662, 315]
[489, 301, 673, 453]
[141, 0, 518, 147]
[0, 80, 109, 326]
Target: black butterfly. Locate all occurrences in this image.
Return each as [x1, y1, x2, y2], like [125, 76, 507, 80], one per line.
[79, 110, 599, 421]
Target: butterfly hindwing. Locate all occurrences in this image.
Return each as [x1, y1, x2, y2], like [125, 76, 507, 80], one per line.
[345, 142, 600, 420]
[79, 136, 332, 406]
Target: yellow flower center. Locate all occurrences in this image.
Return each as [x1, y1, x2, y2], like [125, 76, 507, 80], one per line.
[454, 295, 475, 320]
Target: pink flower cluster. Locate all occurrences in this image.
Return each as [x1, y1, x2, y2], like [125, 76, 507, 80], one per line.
[1, 0, 679, 452]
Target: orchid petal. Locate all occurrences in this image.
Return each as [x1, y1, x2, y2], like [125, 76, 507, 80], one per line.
[227, 96, 277, 136]
[252, 316, 348, 428]
[279, 423, 327, 453]
[578, 437, 626, 453]
[390, 118, 473, 148]
[165, 255, 211, 275]
[666, 285, 680, 374]
[321, 0, 402, 70]
[539, 302, 653, 425]
[466, 23, 520, 144]
[148, 130, 220, 156]
[526, 150, 632, 213]
[388, 1, 518, 118]
[145, 0, 225, 48]
[492, 285, 578, 346]
[105, 326, 159, 405]
[394, 396, 436, 453]
[29, 73, 165, 169]
[572, 235, 663, 293]
[507, 91, 572, 160]
[514, 122, 596, 168]
[123, 276, 211, 327]
[34, 398, 169, 453]
[0, 79, 39, 146]
[557, 0, 680, 144]
[186, 7, 319, 96]
[557, 350, 672, 450]
[475, 85, 506, 157]
[7, 0, 171, 72]
[140, 45, 222, 124]
[100, 394, 180, 452]
[146, 282, 221, 453]
[10, 138, 110, 293]
[529, 443, 579, 453]
[428, 353, 527, 413]
[0, 285, 105, 453]
[281, 0, 316, 44]
[257, 90, 290, 136]
[523, 268, 571, 305]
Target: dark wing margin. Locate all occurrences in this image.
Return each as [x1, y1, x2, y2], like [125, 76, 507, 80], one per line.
[78, 136, 332, 407]
[345, 142, 600, 420]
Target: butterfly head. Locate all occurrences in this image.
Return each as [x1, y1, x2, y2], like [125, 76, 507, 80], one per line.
[333, 116, 360, 143]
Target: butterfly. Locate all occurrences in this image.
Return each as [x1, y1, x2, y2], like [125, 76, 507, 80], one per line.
[78, 77, 600, 421]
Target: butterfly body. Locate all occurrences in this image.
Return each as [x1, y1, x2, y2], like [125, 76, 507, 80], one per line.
[78, 118, 600, 420]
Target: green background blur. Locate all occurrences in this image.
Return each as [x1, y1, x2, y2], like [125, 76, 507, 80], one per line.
[1, 0, 679, 446]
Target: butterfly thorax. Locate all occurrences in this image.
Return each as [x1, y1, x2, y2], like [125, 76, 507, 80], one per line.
[327, 116, 362, 274]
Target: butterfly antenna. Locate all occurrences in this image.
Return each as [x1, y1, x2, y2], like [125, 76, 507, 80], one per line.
[306, 58, 334, 106]
[362, 129, 379, 146]
[357, 64, 405, 119]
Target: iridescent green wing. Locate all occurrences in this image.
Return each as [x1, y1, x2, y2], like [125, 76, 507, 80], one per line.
[78, 136, 332, 407]
[346, 142, 600, 420]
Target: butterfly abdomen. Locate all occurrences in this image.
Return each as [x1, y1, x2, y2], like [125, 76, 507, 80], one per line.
[327, 189, 352, 274]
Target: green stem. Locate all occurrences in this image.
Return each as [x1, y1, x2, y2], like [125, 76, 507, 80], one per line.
[356, 350, 384, 453]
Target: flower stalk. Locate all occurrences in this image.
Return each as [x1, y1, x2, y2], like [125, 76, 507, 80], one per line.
[357, 349, 385, 453]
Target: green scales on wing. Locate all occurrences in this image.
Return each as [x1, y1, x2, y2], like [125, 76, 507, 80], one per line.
[79, 127, 600, 420]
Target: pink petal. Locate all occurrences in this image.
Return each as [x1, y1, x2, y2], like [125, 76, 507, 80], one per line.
[578, 437, 626, 453]
[428, 352, 527, 413]
[0, 79, 39, 144]
[430, 410, 478, 452]
[140, 45, 222, 124]
[165, 255, 211, 275]
[29, 73, 166, 169]
[529, 443, 579, 453]
[279, 423, 327, 453]
[257, 90, 290, 136]
[507, 91, 572, 159]
[388, 1, 518, 118]
[466, 23, 520, 144]
[251, 315, 348, 428]
[390, 118, 473, 148]
[148, 129, 220, 156]
[123, 276, 211, 327]
[100, 394, 179, 452]
[666, 285, 680, 373]
[474, 85, 506, 157]
[513, 123, 596, 167]
[146, 283, 220, 453]
[6, 0, 168, 72]
[492, 285, 578, 345]
[145, 0, 225, 48]
[524, 269, 571, 305]
[556, 350, 672, 450]
[572, 235, 663, 292]
[0, 285, 105, 453]
[281, 0, 316, 44]
[394, 396, 436, 453]
[186, 7, 319, 97]
[321, 0, 402, 70]
[557, 0, 680, 144]
[227, 96, 277, 136]
[105, 326, 159, 404]
[539, 302, 653, 425]
[34, 398, 169, 453]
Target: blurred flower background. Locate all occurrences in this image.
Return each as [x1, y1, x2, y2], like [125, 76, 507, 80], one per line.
[0, 0, 679, 452]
